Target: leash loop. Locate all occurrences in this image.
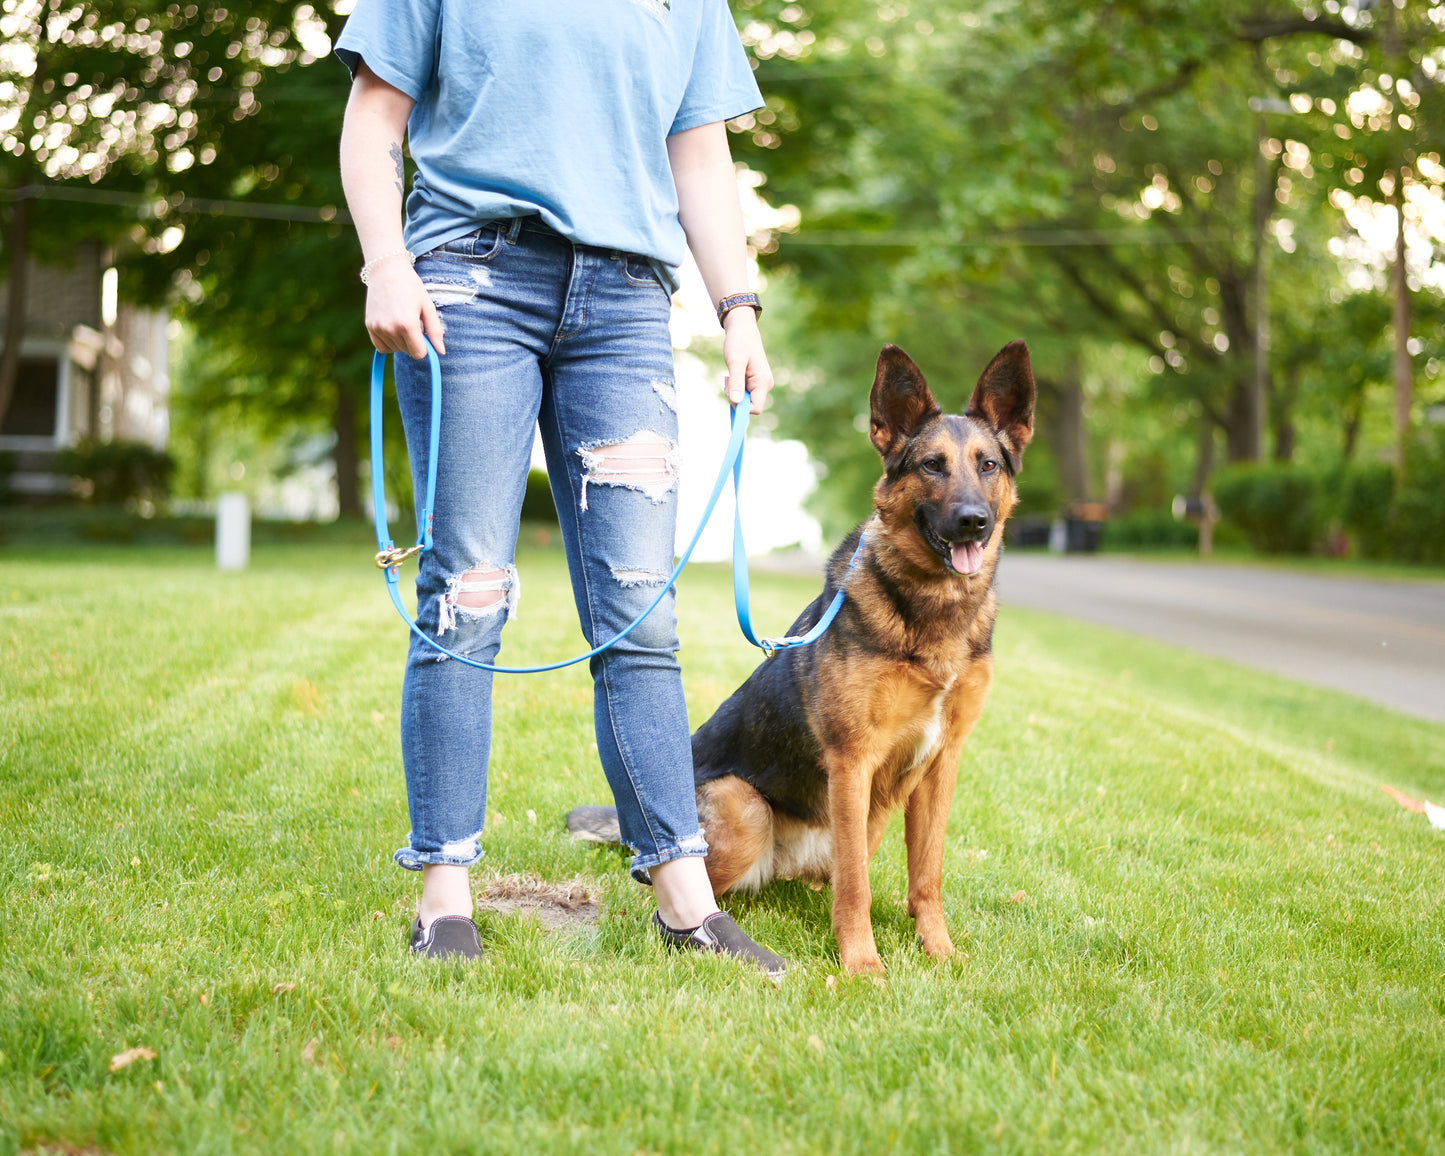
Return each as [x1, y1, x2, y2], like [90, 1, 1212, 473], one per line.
[369, 339, 857, 671]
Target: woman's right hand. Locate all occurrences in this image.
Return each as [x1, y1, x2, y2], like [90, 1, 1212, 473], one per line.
[365, 261, 446, 359]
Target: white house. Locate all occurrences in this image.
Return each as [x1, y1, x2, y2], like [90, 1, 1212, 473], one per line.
[0, 241, 169, 496]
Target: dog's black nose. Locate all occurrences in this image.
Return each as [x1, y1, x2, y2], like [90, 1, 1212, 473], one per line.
[951, 504, 991, 540]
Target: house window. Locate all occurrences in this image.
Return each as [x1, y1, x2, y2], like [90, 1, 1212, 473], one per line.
[0, 356, 61, 438]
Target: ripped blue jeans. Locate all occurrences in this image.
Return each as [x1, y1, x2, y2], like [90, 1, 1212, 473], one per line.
[391, 216, 707, 882]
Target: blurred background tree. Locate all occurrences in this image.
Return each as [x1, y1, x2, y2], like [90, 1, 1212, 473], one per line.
[729, 0, 1444, 546]
[4, 0, 1441, 560]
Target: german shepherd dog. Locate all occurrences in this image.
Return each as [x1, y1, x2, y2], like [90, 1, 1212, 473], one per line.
[571, 341, 1034, 975]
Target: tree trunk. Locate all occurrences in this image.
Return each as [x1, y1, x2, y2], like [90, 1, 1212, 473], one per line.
[1341, 393, 1364, 463]
[1250, 108, 1270, 464]
[1036, 353, 1090, 503]
[1217, 269, 1259, 463]
[1391, 173, 1412, 471]
[1271, 363, 1300, 463]
[0, 193, 31, 433]
[1223, 376, 1257, 462]
[334, 384, 361, 519]
[1191, 414, 1216, 498]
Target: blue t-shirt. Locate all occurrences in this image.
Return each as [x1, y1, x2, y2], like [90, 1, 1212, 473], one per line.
[335, 0, 763, 292]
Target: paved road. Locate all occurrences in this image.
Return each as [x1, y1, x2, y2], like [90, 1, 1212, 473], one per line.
[995, 554, 1445, 724]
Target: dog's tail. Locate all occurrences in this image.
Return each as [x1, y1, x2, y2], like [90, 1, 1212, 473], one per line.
[564, 805, 621, 845]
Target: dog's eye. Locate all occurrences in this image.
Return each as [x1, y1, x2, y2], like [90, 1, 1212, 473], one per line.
[980, 459, 998, 474]
[920, 457, 945, 474]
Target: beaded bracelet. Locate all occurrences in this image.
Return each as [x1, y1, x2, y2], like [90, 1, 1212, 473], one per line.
[715, 292, 762, 326]
[359, 249, 415, 285]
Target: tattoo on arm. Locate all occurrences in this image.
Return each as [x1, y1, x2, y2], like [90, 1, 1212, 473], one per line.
[389, 142, 405, 197]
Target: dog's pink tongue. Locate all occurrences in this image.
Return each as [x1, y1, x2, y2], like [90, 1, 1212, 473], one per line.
[952, 542, 985, 575]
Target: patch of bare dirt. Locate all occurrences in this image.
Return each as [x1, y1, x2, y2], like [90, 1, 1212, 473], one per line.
[476, 874, 599, 931]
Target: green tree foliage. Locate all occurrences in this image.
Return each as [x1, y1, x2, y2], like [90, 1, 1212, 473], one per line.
[128, 14, 379, 516]
[730, 0, 1445, 538]
[0, 0, 325, 428]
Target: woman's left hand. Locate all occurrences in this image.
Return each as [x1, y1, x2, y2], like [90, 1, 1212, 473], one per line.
[722, 308, 773, 415]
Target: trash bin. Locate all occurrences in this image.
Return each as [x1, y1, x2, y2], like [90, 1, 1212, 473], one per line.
[1062, 502, 1106, 553]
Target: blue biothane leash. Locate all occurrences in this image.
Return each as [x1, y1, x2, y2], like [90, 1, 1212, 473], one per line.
[369, 340, 862, 673]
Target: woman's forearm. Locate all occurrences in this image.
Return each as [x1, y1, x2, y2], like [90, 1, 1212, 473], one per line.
[339, 63, 442, 357]
[668, 121, 774, 411]
[668, 121, 751, 305]
[340, 63, 414, 264]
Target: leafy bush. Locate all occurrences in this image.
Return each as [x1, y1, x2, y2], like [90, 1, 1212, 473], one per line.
[521, 468, 559, 525]
[56, 439, 175, 505]
[1339, 462, 1395, 560]
[78, 512, 139, 542]
[1100, 511, 1199, 551]
[1388, 432, 1445, 565]
[1211, 464, 1319, 554]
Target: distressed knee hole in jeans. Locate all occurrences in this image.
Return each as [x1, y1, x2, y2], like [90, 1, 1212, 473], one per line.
[610, 567, 669, 588]
[437, 563, 518, 635]
[576, 430, 678, 511]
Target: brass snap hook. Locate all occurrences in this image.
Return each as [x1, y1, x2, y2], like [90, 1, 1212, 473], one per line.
[374, 543, 424, 570]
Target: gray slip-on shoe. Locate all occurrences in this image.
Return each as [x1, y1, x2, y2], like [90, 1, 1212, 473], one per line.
[408, 915, 483, 961]
[652, 910, 787, 978]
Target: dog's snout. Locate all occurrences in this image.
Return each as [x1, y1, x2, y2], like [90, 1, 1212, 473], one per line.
[952, 504, 991, 540]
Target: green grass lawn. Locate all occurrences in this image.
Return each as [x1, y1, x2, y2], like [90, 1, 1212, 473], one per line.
[2, 542, 1443, 1155]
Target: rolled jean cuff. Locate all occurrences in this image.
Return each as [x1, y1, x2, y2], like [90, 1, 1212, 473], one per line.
[628, 828, 709, 885]
[393, 830, 485, 871]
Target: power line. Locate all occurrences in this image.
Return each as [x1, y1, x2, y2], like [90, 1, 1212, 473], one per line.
[3, 184, 1231, 246]
[776, 227, 1233, 248]
[1, 183, 350, 224]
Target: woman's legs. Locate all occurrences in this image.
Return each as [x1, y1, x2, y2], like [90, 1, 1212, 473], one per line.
[393, 222, 773, 957]
[536, 242, 721, 929]
[393, 222, 554, 923]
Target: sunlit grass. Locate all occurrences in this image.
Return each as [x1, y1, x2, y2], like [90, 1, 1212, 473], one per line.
[2, 543, 1443, 1154]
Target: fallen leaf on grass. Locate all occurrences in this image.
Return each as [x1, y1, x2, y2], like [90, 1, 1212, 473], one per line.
[197, 993, 209, 1007]
[301, 1038, 319, 1065]
[1381, 784, 1445, 829]
[108, 1046, 156, 1072]
[825, 975, 836, 990]
[807, 1035, 824, 1053]
[1006, 889, 1027, 904]
[1382, 784, 1426, 814]
[383, 1035, 403, 1049]
[271, 982, 295, 995]
[292, 679, 323, 716]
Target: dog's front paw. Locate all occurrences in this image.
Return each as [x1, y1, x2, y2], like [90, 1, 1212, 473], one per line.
[916, 931, 957, 960]
[840, 949, 886, 976]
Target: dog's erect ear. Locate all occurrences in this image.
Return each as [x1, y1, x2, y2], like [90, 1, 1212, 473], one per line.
[869, 345, 941, 467]
[966, 340, 1035, 474]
